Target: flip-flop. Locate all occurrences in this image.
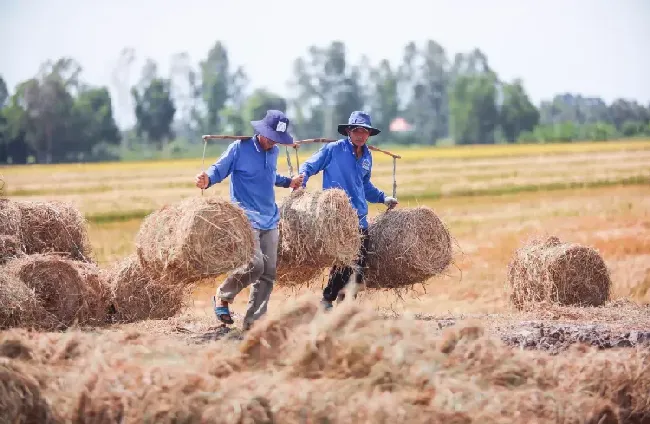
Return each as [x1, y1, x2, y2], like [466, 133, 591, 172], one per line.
[212, 297, 234, 325]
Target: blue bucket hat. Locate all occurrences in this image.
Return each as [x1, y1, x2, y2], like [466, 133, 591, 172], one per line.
[337, 111, 381, 137]
[251, 110, 294, 145]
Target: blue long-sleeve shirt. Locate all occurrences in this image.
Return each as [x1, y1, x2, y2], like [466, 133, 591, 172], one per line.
[205, 136, 292, 230]
[299, 138, 386, 229]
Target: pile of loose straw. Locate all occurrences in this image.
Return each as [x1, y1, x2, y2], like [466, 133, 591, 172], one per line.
[365, 206, 453, 289]
[507, 236, 611, 309]
[276, 188, 361, 286]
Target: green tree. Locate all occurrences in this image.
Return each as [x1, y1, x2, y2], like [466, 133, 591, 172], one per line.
[450, 71, 499, 144]
[71, 86, 121, 159]
[500, 79, 540, 142]
[131, 60, 176, 148]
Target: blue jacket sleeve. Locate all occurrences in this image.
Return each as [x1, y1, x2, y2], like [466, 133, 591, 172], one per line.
[275, 173, 292, 188]
[363, 168, 386, 204]
[298, 144, 333, 187]
[205, 142, 238, 187]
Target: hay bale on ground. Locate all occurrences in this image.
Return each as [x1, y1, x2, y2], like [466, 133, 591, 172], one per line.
[0, 360, 58, 424]
[0, 235, 25, 265]
[276, 189, 361, 286]
[3, 254, 111, 329]
[365, 206, 452, 289]
[0, 273, 46, 330]
[507, 236, 611, 309]
[135, 197, 255, 284]
[108, 255, 188, 323]
[15, 200, 93, 262]
[0, 198, 21, 236]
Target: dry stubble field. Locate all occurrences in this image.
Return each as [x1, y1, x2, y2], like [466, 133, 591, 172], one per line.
[2, 140, 650, 423]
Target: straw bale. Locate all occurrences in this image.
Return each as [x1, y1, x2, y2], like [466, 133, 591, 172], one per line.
[135, 197, 255, 284]
[0, 235, 25, 265]
[508, 236, 611, 309]
[3, 254, 111, 329]
[0, 359, 58, 424]
[277, 189, 361, 286]
[365, 206, 453, 289]
[107, 255, 188, 323]
[0, 198, 21, 236]
[16, 200, 93, 262]
[0, 272, 46, 330]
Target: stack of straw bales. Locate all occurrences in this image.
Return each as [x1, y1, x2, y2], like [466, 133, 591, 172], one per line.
[1, 199, 109, 331]
[365, 206, 453, 289]
[507, 236, 611, 309]
[276, 189, 361, 286]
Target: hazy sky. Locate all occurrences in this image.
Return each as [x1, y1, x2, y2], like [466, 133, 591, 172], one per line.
[1, 0, 649, 127]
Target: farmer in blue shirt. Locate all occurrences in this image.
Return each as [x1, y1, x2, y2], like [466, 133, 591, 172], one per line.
[298, 111, 398, 310]
[195, 110, 303, 330]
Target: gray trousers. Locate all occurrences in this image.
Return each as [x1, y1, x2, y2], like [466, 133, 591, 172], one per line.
[216, 228, 278, 326]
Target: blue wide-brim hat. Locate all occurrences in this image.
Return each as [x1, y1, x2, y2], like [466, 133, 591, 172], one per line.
[337, 111, 381, 137]
[251, 110, 294, 145]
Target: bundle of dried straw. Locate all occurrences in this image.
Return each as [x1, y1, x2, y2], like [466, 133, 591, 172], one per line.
[135, 197, 255, 284]
[365, 206, 452, 289]
[276, 189, 361, 286]
[0, 273, 45, 330]
[507, 236, 611, 309]
[107, 255, 187, 323]
[15, 200, 93, 262]
[0, 235, 24, 265]
[3, 254, 111, 329]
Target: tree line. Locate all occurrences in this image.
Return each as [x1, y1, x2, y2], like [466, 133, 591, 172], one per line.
[1, 40, 649, 164]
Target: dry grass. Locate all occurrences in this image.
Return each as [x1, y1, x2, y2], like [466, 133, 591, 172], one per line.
[107, 255, 188, 323]
[507, 236, 612, 309]
[1, 254, 111, 330]
[135, 196, 255, 284]
[0, 198, 21, 236]
[277, 188, 361, 286]
[365, 206, 453, 289]
[1, 297, 649, 423]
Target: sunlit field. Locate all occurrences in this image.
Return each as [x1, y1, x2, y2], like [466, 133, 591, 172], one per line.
[2, 139, 649, 316]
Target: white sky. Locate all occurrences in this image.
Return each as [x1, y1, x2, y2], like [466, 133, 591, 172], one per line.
[1, 0, 649, 128]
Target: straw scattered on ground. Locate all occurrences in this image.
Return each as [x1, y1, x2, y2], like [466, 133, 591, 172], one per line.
[0, 359, 58, 424]
[1, 297, 648, 423]
[507, 236, 612, 309]
[277, 189, 361, 286]
[135, 197, 255, 284]
[15, 200, 93, 262]
[2, 254, 111, 330]
[365, 206, 453, 289]
[107, 255, 188, 323]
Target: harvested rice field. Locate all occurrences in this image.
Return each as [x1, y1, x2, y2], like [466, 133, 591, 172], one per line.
[1, 139, 650, 423]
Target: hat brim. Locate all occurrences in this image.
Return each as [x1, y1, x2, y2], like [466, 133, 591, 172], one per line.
[337, 124, 381, 137]
[251, 120, 294, 144]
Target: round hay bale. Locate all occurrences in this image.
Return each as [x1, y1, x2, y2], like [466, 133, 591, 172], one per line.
[135, 197, 255, 284]
[0, 273, 47, 330]
[507, 236, 611, 309]
[365, 206, 453, 289]
[108, 255, 188, 323]
[0, 198, 21, 236]
[16, 200, 93, 262]
[0, 359, 57, 424]
[276, 189, 361, 286]
[0, 235, 25, 265]
[4, 254, 111, 329]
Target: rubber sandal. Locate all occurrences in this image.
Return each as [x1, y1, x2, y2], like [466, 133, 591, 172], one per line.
[213, 297, 234, 325]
